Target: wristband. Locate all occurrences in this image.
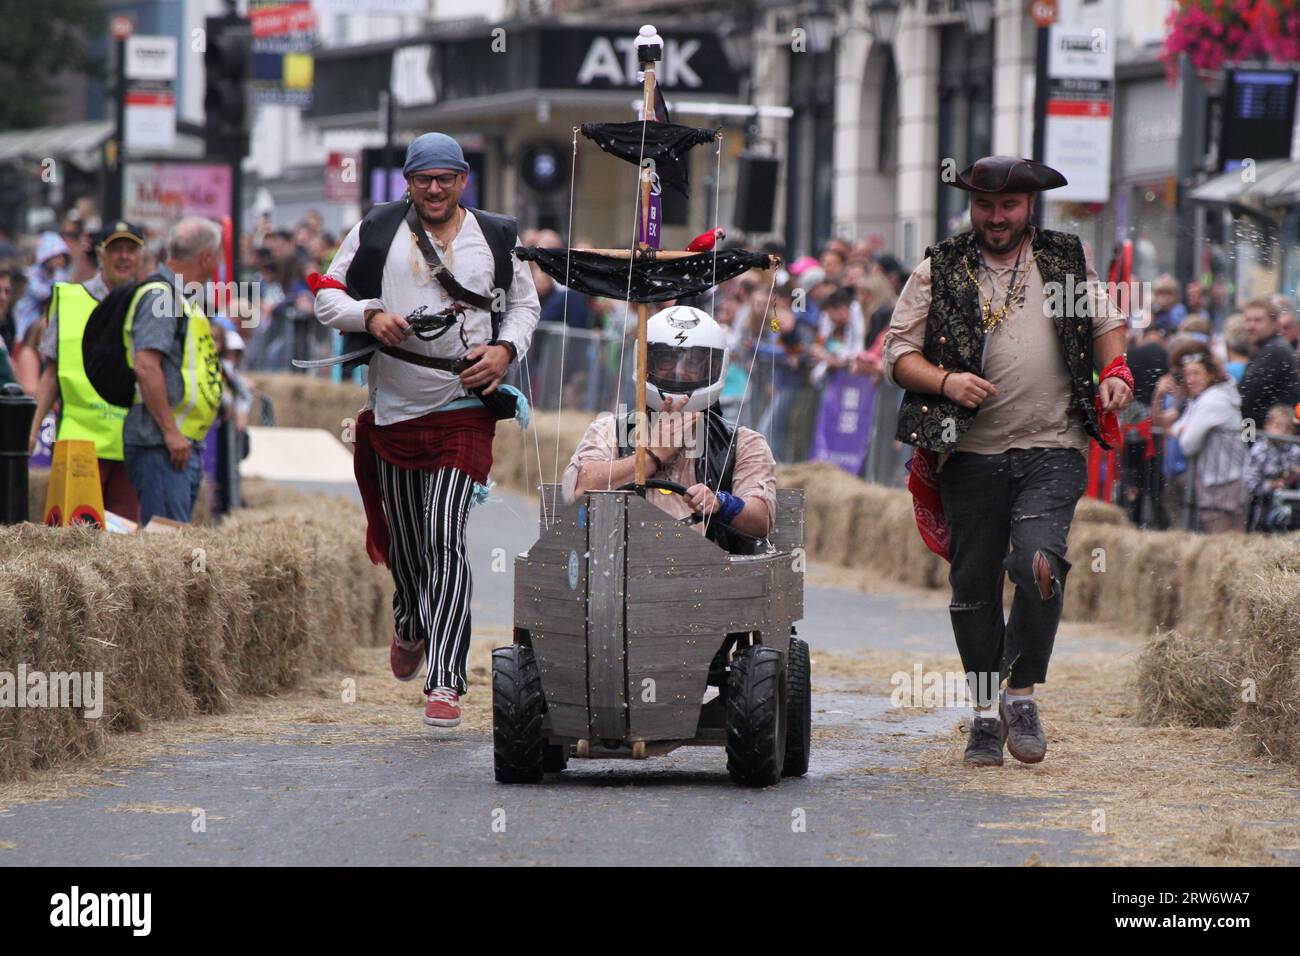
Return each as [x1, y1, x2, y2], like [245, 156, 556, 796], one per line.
[939, 371, 954, 400]
[364, 309, 379, 334]
[645, 449, 664, 474]
[714, 490, 745, 524]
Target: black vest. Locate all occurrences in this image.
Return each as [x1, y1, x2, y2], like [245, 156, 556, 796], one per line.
[339, 199, 518, 371]
[618, 405, 760, 556]
[894, 228, 1109, 453]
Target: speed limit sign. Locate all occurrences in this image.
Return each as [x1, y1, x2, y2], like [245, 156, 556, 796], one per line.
[1030, 0, 1057, 27]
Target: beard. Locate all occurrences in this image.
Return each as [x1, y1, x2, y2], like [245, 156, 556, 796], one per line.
[416, 193, 458, 227]
[974, 219, 1029, 255]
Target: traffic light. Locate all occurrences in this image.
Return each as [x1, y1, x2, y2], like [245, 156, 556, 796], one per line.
[204, 14, 251, 158]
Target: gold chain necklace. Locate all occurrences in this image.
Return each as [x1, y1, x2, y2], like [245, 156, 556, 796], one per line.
[962, 247, 1038, 334]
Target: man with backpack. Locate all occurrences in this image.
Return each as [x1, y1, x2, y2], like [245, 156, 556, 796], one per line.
[121, 217, 224, 525]
[28, 220, 147, 521]
[314, 132, 540, 730]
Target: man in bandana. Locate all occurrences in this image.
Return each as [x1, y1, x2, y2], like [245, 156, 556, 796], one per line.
[315, 132, 540, 730]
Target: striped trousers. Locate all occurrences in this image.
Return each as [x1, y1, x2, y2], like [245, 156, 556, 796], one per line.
[376, 458, 477, 694]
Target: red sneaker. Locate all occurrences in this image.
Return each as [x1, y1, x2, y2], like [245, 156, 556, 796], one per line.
[424, 687, 462, 728]
[390, 634, 426, 682]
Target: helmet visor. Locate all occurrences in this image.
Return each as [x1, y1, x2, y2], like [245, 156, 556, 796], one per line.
[646, 343, 726, 395]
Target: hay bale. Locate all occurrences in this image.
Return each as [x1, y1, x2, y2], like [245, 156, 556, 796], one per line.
[1135, 628, 1241, 728]
[248, 373, 366, 438]
[0, 489, 391, 783]
[1074, 496, 1126, 526]
[1238, 570, 1300, 763]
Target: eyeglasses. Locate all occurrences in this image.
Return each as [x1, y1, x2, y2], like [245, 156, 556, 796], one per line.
[409, 172, 461, 191]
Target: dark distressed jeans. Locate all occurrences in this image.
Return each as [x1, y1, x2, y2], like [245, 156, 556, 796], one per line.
[937, 447, 1088, 703]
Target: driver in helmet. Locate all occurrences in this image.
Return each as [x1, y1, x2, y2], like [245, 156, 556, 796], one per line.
[563, 305, 777, 551]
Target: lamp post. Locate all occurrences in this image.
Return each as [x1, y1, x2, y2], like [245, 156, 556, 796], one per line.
[868, 0, 901, 46]
[804, 0, 835, 54]
[963, 0, 995, 36]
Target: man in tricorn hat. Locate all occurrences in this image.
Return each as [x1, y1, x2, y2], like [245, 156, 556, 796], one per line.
[883, 156, 1133, 767]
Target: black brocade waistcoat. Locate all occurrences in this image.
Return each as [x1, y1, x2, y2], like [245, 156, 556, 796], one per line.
[894, 228, 1109, 453]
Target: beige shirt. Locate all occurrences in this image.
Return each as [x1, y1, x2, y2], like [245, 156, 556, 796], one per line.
[883, 244, 1125, 455]
[561, 412, 778, 534]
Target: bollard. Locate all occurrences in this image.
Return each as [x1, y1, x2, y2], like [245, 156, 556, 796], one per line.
[0, 383, 37, 524]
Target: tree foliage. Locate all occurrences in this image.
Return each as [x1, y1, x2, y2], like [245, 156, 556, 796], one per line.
[0, 0, 107, 130]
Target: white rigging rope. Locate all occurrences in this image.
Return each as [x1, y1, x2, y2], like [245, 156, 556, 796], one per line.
[602, 96, 654, 491]
[701, 267, 779, 542]
[534, 128, 582, 531]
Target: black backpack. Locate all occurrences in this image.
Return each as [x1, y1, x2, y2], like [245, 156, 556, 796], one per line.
[80, 273, 177, 407]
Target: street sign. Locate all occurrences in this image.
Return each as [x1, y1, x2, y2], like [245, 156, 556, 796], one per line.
[1030, 0, 1058, 28]
[111, 15, 134, 41]
[1042, 7, 1115, 203]
[325, 152, 361, 203]
[124, 35, 177, 151]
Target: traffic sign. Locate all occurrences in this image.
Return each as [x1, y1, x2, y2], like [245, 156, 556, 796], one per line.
[1030, 0, 1057, 28]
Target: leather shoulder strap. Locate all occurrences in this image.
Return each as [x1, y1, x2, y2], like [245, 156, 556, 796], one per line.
[403, 203, 493, 310]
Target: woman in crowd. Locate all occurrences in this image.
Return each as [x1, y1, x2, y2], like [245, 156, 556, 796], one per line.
[1163, 348, 1247, 532]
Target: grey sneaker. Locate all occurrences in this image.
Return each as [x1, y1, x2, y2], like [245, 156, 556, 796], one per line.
[963, 716, 1005, 767]
[1001, 696, 1046, 763]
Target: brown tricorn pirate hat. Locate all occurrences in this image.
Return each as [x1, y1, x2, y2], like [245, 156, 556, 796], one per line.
[951, 155, 1068, 193]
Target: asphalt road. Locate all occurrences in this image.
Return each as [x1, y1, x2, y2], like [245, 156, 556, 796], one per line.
[0, 486, 1102, 866]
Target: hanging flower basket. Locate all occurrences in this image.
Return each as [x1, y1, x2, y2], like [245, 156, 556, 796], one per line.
[1161, 0, 1300, 78]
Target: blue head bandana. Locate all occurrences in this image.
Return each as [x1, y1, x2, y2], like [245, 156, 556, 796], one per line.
[403, 132, 469, 176]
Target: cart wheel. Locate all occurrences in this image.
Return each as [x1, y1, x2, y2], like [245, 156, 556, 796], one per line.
[542, 742, 569, 773]
[782, 637, 811, 777]
[725, 645, 787, 786]
[492, 645, 546, 784]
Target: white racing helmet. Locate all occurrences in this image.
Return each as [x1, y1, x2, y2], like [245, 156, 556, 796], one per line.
[642, 305, 728, 412]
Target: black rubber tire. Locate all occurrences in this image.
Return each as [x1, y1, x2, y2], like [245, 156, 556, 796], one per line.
[782, 637, 812, 777]
[725, 645, 787, 786]
[542, 742, 569, 773]
[492, 645, 545, 784]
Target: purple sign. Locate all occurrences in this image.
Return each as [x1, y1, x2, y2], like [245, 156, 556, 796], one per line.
[810, 370, 876, 476]
[636, 185, 662, 249]
[29, 412, 56, 469]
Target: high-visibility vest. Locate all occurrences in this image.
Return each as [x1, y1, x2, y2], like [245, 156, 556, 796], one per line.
[124, 281, 222, 442]
[53, 282, 127, 461]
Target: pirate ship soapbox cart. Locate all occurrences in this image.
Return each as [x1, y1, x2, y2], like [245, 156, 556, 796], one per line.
[492, 24, 809, 787]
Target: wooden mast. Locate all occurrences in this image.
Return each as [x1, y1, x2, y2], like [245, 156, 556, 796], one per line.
[633, 25, 662, 488]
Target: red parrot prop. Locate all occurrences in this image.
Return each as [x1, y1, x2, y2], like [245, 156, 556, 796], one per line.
[686, 227, 726, 253]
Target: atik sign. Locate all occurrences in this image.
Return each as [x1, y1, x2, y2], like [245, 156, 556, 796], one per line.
[1042, 26, 1114, 203]
[123, 36, 177, 151]
[536, 27, 739, 94]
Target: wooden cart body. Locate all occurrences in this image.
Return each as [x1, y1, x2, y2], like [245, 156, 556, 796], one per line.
[512, 484, 805, 757]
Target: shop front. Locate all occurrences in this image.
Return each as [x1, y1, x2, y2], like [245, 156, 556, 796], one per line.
[304, 19, 745, 244]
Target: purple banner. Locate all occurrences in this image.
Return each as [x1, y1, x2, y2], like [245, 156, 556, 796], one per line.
[810, 370, 877, 476]
[637, 183, 662, 249]
[29, 412, 56, 469]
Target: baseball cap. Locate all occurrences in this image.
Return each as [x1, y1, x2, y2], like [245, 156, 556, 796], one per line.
[96, 220, 146, 248]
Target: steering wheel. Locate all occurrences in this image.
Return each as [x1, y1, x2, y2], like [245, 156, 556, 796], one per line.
[616, 478, 703, 524]
[614, 479, 770, 550]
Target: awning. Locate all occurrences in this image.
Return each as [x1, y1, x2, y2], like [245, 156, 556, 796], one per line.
[1188, 158, 1300, 213]
[0, 120, 113, 168]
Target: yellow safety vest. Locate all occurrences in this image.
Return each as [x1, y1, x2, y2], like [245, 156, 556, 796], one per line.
[53, 281, 128, 461]
[124, 281, 222, 442]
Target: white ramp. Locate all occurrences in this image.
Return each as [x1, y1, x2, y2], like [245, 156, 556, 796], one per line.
[241, 427, 355, 484]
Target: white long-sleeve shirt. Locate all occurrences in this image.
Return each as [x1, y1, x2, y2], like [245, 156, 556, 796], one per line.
[315, 207, 540, 426]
